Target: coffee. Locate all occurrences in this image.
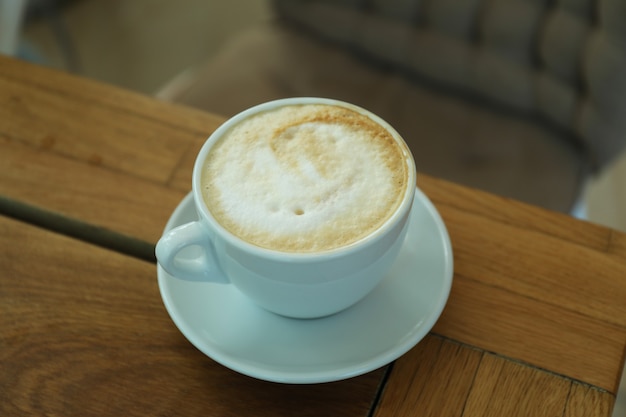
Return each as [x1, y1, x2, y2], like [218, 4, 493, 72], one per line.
[200, 103, 410, 252]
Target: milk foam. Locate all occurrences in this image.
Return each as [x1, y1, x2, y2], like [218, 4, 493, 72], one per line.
[201, 104, 408, 252]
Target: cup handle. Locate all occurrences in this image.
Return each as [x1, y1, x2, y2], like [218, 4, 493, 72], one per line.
[155, 221, 229, 283]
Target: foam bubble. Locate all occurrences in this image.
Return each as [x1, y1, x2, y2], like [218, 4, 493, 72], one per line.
[201, 104, 408, 252]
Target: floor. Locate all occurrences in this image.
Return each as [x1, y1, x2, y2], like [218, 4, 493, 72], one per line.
[12, 0, 626, 415]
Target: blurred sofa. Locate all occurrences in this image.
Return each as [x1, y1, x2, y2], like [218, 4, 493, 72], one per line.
[158, 0, 626, 214]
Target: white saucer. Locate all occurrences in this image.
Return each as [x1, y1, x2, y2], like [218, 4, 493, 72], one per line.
[157, 188, 453, 384]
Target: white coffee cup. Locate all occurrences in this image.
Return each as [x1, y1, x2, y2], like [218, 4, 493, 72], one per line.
[156, 98, 416, 318]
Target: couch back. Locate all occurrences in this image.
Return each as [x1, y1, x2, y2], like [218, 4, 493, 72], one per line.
[274, 0, 626, 171]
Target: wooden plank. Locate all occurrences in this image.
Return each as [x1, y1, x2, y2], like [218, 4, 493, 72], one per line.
[0, 56, 223, 184]
[0, 55, 224, 137]
[168, 135, 207, 191]
[443, 206, 626, 328]
[564, 384, 614, 417]
[374, 336, 482, 417]
[418, 175, 611, 251]
[462, 354, 571, 417]
[0, 138, 186, 243]
[432, 276, 626, 393]
[0, 56, 225, 244]
[375, 336, 616, 417]
[608, 230, 626, 259]
[0, 215, 384, 417]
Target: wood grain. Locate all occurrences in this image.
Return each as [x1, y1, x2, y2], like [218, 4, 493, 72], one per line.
[0, 58, 223, 184]
[0, 138, 186, 244]
[0, 56, 222, 243]
[433, 276, 626, 392]
[168, 136, 207, 191]
[0, 215, 384, 417]
[417, 175, 611, 251]
[564, 384, 614, 417]
[462, 353, 570, 417]
[375, 335, 615, 417]
[374, 336, 482, 417]
[1, 56, 626, 417]
[608, 230, 626, 258]
[442, 206, 626, 328]
[0, 55, 224, 137]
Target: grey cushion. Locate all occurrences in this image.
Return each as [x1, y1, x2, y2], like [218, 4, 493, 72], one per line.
[273, 0, 626, 170]
[160, 23, 587, 212]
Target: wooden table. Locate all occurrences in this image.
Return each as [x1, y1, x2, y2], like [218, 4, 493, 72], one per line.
[1, 55, 625, 417]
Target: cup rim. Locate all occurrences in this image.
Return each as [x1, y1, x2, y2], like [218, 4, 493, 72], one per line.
[191, 97, 417, 261]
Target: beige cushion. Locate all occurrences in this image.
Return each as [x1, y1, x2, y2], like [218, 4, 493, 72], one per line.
[160, 23, 587, 212]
